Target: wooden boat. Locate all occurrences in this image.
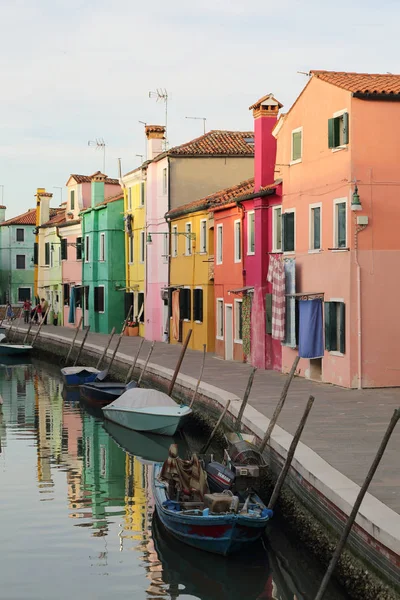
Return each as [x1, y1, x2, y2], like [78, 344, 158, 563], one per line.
[61, 366, 106, 386]
[80, 380, 137, 407]
[153, 460, 272, 556]
[102, 388, 192, 436]
[0, 344, 33, 356]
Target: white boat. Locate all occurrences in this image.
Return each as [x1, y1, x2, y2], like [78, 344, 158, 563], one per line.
[102, 388, 192, 436]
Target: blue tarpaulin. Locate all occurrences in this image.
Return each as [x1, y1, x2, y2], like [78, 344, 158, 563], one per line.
[68, 287, 76, 324]
[298, 299, 324, 359]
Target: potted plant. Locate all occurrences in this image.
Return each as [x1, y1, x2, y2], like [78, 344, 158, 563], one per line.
[125, 318, 139, 336]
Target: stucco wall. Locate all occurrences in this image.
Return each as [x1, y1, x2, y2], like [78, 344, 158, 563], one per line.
[0, 224, 35, 304]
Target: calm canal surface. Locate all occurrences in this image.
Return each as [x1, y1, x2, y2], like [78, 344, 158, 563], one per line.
[0, 360, 349, 600]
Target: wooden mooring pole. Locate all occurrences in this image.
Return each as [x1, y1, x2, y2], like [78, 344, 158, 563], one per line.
[268, 394, 315, 511]
[32, 305, 51, 346]
[190, 343, 206, 408]
[259, 355, 300, 453]
[314, 407, 400, 600]
[125, 338, 144, 384]
[10, 308, 24, 342]
[137, 341, 155, 387]
[201, 400, 231, 454]
[235, 367, 257, 430]
[167, 329, 192, 397]
[64, 316, 83, 365]
[23, 306, 38, 344]
[96, 327, 115, 370]
[74, 326, 91, 366]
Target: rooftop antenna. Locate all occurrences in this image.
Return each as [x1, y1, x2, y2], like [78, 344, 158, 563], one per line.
[185, 116, 207, 135]
[88, 138, 106, 172]
[136, 154, 144, 164]
[139, 120, 147, 160]
[149, 89, 168, 148]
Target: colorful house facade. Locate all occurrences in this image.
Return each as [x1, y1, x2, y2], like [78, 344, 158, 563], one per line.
[81, 173, 125, 333]
[274, 70, 400, 388]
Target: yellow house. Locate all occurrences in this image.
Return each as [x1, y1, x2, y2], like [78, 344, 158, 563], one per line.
[165, 199, 215, 352]
[121, 165, 147, 337]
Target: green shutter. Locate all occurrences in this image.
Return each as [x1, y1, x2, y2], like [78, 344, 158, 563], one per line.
[342, 112, 349, 145]
[33, 242, 38, 265]
[339, 302, 346, 353]
[70, 190, 75, 210]
[283, 212, 295, 252]
[45, 242, 50, 265]
[76, 237, 82, 260]
[325, 302, 338, 351]
[265, 293, 272, 334]
[337, 203, 346, 247]
[61, 238, 67, 260]
[313, 207, 321, 249]
[328, 118, 335, 148]
[292, 131, 302, 161]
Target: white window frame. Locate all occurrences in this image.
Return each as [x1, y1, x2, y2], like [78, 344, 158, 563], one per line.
[234, 219, 241, 263]
[85, 235, 90, 263]
[163, 168, 168, 195]
[216, 298, 224, 339]
[290, 126, 303, 165]
[127, 187, 132, 210]
[216, 224, 223, 265]
[309, 202, 322, 252]
[99, 232, 105, 262]
[95, 284, 105, 314]
[331, 108, 349, 153]
[128, 234, 134, 264]
[283, 208, 296, 254]
[333, 198, 347, 250]
[172, 225, 178, 257]
[328, 297, 345, 356]
[140, 230, 145, 263]
[247, 211, 255, 255]
[163, 233, 169, 263]
[200, 219, 207, 254]
[185, 222, 192, 256]
[272, 205, 282, 252]
[234, 298, 243, 344]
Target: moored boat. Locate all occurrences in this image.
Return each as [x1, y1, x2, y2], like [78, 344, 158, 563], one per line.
[80, 380, 137, 407]
[61, 366, 104, 386]
[0, 344, 33, 356]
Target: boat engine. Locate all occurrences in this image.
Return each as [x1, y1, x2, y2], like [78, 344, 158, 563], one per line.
[206, 461, 262, 495]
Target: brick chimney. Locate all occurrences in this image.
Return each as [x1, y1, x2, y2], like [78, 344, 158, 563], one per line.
[249, 94, 282, 190]
[90, 171, 106, 207]
[37, 188, 52, 225]
[0, 205, 6, 223]
[145, 125, 165, 160]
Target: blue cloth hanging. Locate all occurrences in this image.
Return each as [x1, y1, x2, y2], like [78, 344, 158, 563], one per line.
[298, 299, 324, 359]
[68, 287, 76, 324]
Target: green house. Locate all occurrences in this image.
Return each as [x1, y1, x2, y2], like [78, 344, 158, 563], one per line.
[81, 173, 126, 333]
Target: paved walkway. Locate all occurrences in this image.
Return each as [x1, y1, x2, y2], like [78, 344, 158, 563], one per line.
[14, 324, 400, 514]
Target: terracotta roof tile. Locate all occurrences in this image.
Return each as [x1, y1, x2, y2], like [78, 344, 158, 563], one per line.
[311, 70, 400, 95]
[168, 130, 255, 157]
[97, 192, 124, 207]
[69, 173, 120, 185]
[1, 207, 63, 227]
[41, 209, 67, 228]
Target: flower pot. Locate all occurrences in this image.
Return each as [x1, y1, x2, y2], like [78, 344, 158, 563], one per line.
[127, 326, 139, 337]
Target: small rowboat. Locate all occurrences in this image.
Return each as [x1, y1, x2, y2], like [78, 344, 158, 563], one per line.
[61, 366, 106, 386]
[0, 344, 33, 356]
[80, 380, 137, 407]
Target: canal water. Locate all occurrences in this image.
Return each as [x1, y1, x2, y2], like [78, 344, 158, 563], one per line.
[0, 360, 349, 600]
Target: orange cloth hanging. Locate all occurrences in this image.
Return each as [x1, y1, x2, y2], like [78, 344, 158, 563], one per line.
[172, 290, 180, 340]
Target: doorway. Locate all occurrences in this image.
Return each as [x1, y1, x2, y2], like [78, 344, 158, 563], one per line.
[225, 304, 233, 361]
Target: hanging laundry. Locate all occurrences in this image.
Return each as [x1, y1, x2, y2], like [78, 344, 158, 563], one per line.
[284, 258, 296, 347]
[172, 290, 180, 340]
[267, 256, 285, 340]
[298, 299, 324, 358]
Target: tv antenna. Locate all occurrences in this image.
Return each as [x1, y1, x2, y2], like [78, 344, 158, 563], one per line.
[88, 138, 106, 172]
[149, 89, 168, 148]
[185, 116, 207, 135]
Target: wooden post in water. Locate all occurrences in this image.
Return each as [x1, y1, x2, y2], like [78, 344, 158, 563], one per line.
[125, 338, 144, 384]
[23, 306, 38, 344]
[167, 329, 192, 397]
[190, 344, 206, 408]
[235, 367, 257, 430]
[31, 305, 51, 346]
[105, 335, 123, 375]
[10, 308, 24, 342]
[96, 327, 115, 370]
[259, 355, 300, 453]
[74, 326, 91, 366]
[201, 400, 231, 454]
[122, 305, 133, 335]
[64, 316, 83, 365]
[137, 341, 155, 387]
[314, 407, 400, 600]
[268, 394, 315, 510]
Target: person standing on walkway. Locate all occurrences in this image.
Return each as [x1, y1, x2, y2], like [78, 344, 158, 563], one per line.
[5, 303, 14, 323]
[41, 298, 49, 325]
[36, 303, 42, 324]
[23, 299, 31, 324]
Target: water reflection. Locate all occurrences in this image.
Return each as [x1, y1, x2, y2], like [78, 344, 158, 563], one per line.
[0, 360, 347, 600]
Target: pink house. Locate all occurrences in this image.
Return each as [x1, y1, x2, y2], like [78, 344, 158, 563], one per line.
[275, 70, 400, 388]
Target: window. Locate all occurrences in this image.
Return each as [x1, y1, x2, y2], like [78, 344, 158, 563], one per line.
[45, 242, 50, 266]
[127, 187, 132, 210]
[163, 233, 168, 263]
[99, 233, 105, 261]
[325, 301, 345, 353]
[70, 190, 75, 210]
[247, 211, 255, 255]
[94, 286, 105, 312]
[16, 228, 24, 242]
[140, 182, 145, 206]
[172, 225, 178, 257]
[234, 299, 243, 342]
[163, 168, 168, 194]
[272, 206, 282, 252]
[85, 235, 90, 262]
[137, 292, 144, 323]
[16, 255, 25, 270]
[129, 235, 134, 264]
[309, 205, 321, 251]
[334, 200, 347, 248]
[63, 283, 70, 306]
[216, 224, 223, 264]
[328, 112, 349, 149]
[291, 127, 303, 162]
[282, 211, 295, 252]
[234, 219, 241, 262]
[100, 445, 107, 478]
[216, 299, 224, 338]
[76, 237, 82, 260]
[199, 219, 207, 254]
[18, 287, 31, 302]
[179, 288, 191, 320]
[193, 288, 203, 322]
[61, 238, 68, 260]
[140, 231, 145, 263]
[185, 223, 192, 256]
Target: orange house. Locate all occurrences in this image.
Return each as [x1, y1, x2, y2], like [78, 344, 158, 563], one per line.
[275, 70, 400, 388]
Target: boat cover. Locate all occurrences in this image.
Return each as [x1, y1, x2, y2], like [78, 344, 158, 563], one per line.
[62, 366, 99, 375]
[160, 443, 209, 501]
[108, 388, 178, 410]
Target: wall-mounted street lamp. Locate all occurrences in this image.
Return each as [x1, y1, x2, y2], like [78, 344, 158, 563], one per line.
[146, 231, 196, 244]
[351, 184, 362, 211]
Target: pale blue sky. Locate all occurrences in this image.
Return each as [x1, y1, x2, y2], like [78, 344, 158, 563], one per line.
[0, 0, 398, 217]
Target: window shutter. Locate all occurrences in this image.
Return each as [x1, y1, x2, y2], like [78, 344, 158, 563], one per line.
[33, 242, 38, 265]
[325, 302, 337, 351]
[70, 190, 75, 210]
[45, 242, 50, 265]
[265, 293, 272, 334]
[283, 212, 295, 252]
[198, 289, 203, 322]
[339, 302, 346, 353]
[94, 287, 99, 312]
[61, 238, 67, 260]
[187, 289, 191, 320]
[76, 237, 82, 260]
[292, 131, 302, 160]
[193, 289, 198, 321]
[328, 118, 335, 148]
[342, 112, 349, 145]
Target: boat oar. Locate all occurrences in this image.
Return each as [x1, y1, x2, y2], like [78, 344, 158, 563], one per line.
[125, 338, 144, 384]
[96, 327, 115, 370]
[64, 316, 83, 365]
[73, 325, 91, 366]
[200, 399, 231, 454]
[137, 341, 155, 387]
[189, 343, 206, 408]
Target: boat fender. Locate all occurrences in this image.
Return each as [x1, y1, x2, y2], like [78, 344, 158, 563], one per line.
[162, 500, 181, 512]
[202, 508, 209, 516]
[261, 508, 273, 519]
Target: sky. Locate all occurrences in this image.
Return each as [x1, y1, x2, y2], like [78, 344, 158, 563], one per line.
[0, 0, 398, 218]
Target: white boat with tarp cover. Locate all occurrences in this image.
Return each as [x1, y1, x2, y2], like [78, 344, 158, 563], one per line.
[102, 388, 192, 436]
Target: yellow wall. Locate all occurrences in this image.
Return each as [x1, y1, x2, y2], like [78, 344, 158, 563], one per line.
[169, 209, 215, 352]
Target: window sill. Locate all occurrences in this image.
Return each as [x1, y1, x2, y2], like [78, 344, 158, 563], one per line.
[308, 249, 322, 254]
[216, 261, 223, 266]
[199, 251, 207, 255]
[194, 320, 203, 324]
[247, 252, 255, 257]
[290, 158, 302, 166]
[234, 339, 243, 345]
[330, 248, 349, 253]
[185, 253, 193, 258]
[329, 350, 345, 357]
[332, 146, 348, 153]
[216, 335, 224, 341]
[271, 249, 283, 254]
[283, 251, 295, 256]
[234, 258, 241, 264]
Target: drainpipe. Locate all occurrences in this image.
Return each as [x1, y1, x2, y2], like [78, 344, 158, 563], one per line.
[354, 220, 367, 390]
[118, 158, 131, 300]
